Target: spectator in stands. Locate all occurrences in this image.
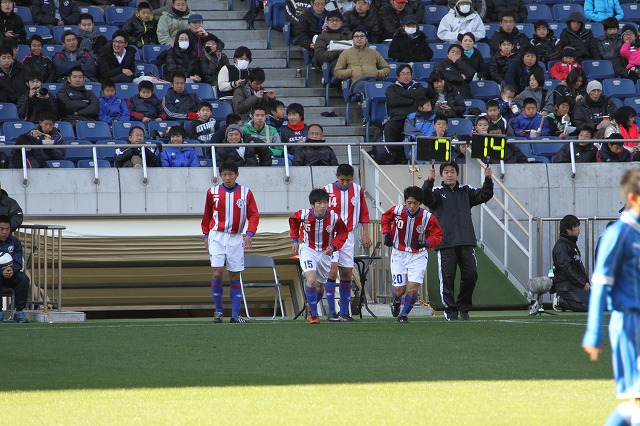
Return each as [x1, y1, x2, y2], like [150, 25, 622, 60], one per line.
[0, 43, 27, 104]
[549, 47, 581, 82]
[0, 214, 30, 322]
[97, 31, 137, 84]
[52, 31, 98, 82]
[233, 67, 277, 120]
[404, 97, 435, 139]
[0, 0, 26, 44]
[425, 70, 466, 118]
[497, 84, 517, 122]
[56, 66, 99, 124]
[280, 103, 308, 154]
[148, 0, 171, 16]
[122, 2, 159, 49]
[584, 0, 624, 23]
[432, 114, 449, 139]
[314, 10, 353, 72]
[559, 12, 598, 63]
[165, 29, 201, 83]
[215, 124, 272, 167]
[530, 20, 561, 65]
[157, 0, 194, 46]
[378, 0, 411, 41]
[115, 126, 157, 168]
[32, 0, 80, 28]
[604, 107, 639, 151]
[128, 80, 167, 123]
[487, 123, 527, 163]
[210, 112, 241, 146]
[384, 64, 428, 145]
[242, 105, 283, 157]
[0, 186, 21, 231]
[334, 28, 390, 96]
[555, 124, 598, 163]
[21, 35, 56, 83]
[266, 99, 286, 133]
[27, 111, 65, 161]
[17, 72, 56, 122]
[161, 125, 199, 167]
[162, 70, 202, 121]
[484, 0, 526, 24]
[473, 115, 488, 133]
[198, 34, 229, 87]
[596, 18, 627, 80]
[343, 0, 380, 43]
[295, 0, 327, 51]
[571, 80, 617, 135]
[620, 32, 640, 80]
[189, 101, 219, 143]
[553, 67, 587, 112]
[617, 24, 639, 81]
[77, 13, 107, 58]
[286, 0, 313, 33]
[217, 46, 251, 99]
[98, 79, 130, 124]
[186, 14, 224, 57]
[13, 133, 47, 168]
[489, 34, 516, 84]
[459, 32, 487, 80]
[511, 97, 550, 139]
[388, 15, 432, 63]
[292, 124, 338, 166]
[327, 0, 354, 14]
[514, 68, 554, 114]
[434, 0, 486, 21]
[437, 0, 485, 45]
[504, 44, 541, 94]
[433, 44, 474, 99]
[597, 134, 630, 162]
[485, 99, 511, 135]
[546, 98, 574, 138]
[489, 12, 529, 56]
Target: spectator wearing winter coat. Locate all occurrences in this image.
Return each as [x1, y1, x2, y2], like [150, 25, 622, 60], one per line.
[56, 66, 100, 124]
[384, 64, 428, 144]
[121, 2, 159, 48]
[157, 0, 194, 46]
[242, 105, 283, 157]
[162, 70, 203, 120]
[343, 0, 380, 43]
[17, 72, 57, 123]
[189, 101, 219, 143]
[388, 15, 433, 63]
[504, 44, 542, 94]
[0, 0, 26, 44]
[604, 106, 639, 152]
[127, 80, 167, 122]
[0, 44, 27, 104]
[52, 31, 98, 82]
[596, 18, 628, 79]
[77, 14, 108, 58]
[378, 0, 411, 41]
[559, 12, 599, 63]
[437, 0, 485, 44]
[280, 103, 309, 156]
[514, 68, 554, 114]
[186, 14, 224, 57]
[314, 10, 353, 70]
[161, 125, 200, 167]
[285, 0, 312, 33]
[98, 80, 131, 124]
[511, 98, 550, 139]
[620, 38, 640, 79]
[198, 35, 229, 85]
[548, 47, 581, 82]
[403, 97, 436, 140]
[217, 46, 251, 99]
[584, 0, 624, 23]
[433, 44, 474, 99]
[530, 20, 561, 64]
[13, 134, 47, 168]
[215, 125, 273, 167]
[485, 0, 526, 23]
[489, 34, 516, 83]
[96, 31, 137, 84]
[21, 35, 56, 83]
[459, 32, 487, 80]
[434, 0, 486, 21]
[425, 70, 466, 118]
[489, 12, 529, 56]
[32, 0, 80, 28]
[233, 67, 277, 121]
[555, 124, 598, 163]
[292, 124, 338, 166]
[295, 0, 327, 50]
[596, 137, 631, 162]
[27, 112, 66, 162]
[165, 29, 201, 82]
[553, 67, 587, 111]
[571, 80, 617, 133]
[326, 0, 355, 14]
[114, 126, 157, 168]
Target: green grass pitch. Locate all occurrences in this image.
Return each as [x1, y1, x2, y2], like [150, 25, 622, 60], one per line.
[0, 312, 617, 425]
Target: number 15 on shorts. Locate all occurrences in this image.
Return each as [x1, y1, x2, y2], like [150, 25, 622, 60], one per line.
[304, 260, 314, 269]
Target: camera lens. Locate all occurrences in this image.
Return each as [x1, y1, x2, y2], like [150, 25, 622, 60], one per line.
[38, 88, 48, 96]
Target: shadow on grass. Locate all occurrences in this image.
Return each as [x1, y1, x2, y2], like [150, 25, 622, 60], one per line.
[3, 316, 611, 391]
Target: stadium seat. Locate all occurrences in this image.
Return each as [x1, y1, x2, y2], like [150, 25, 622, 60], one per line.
[43, 83, 64, 97]
[135, 62, 160, 77]
[0, 103, 19, 123]
[84, 83, 102, 98]
[582, 60, 615, 80]
[210, 102, 234, 123]
[105, 6, 135, 25]
[199, 158, 214, 167]
[602, 78, 637, 99]
[26, 26, 52, 39]
[525, 4, 552, 23]
[65, 140, 94, 162]
[515, 23, 534, 39]
[369, 44, 389, 60]
[543, 79, 561, 91]
[584, 22, 604, 38]
[79, 5, 105, 23]
[362, 81, 392, 141]
[95, 25, 118, 39]
[76, 121, 112, 142]
[0, 140, 15, 157]
[239, 254, 284, 320]
[265, 0, 286, 49]
[431, 43, 451, 61]
[3, 122, 35, 142]
[531, 137, 563, 159]
[142, 44, 171, 65]
[54, 121, 75, 139]
[301, 47, 315, 87]
[385, 62, 400, 82]
[96, 140, 118, 162]
[77, 159, 112, 168]
[483, 23, 500, 39]
[553, 4, 583, 22]
[423, 5, 449, 25]
[624, 97, 640, 114]
[448, 118, 474, 136]
[611, 97, 623, 108]
[112, 122, 146, 140]
[187, 83, 216, 101]
[463, 99, 486, 116]
[46, 160, 75, 168]
[14, 6, 32, 24]
[16, 44, 29, 62]
[548, 22, 566, 35]
[116, 83, 139, 100]
[475, 42, 490, 61]
[622, 4, 640, 21]
[153, 83, 170, 99]
[52, 25, 79, 43]
[148, 121, 179, 138]
[42, 44, 63, 57]
[413, 62, 435, 81]
[419, 24, 438, 41]
[470, 80, 500, 100]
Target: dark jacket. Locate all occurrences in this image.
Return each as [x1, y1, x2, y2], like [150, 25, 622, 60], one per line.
[485, 0, 527, 23]
[78, 31, 108, 58]
[552, 234, 588, 291]
[596, 143, 631, 162]
[21, 54, 56, 83]
[114, 145, 157, 167]
[553, 82, 587, 112]
[489, 52, 516, 83]
[97, 45, 137, 83]
[433, 58, 475, 98]
[425, 83, 466, 118]
[343, 9, 380, 43]
[215, 135, 272, 167]
[571, 94, 617, 129]
[530, 32, 562, 63]
[422, 176, 493, 249]
[378, 3, 410, 41]
[389, 31, 433, 63]
[385, 81, 428, 121]
[56, 83, 100, 121]
[295, 9, 326, 50]
[12, 140, 48, 169]
[285, 0, 311, 31]
[559, 12, 599, 62]
[292, 142, 339, 166]
[127, 93, 167, 121]
[0, 62, 28, 104]
[462, 48, 487, 80]
[52, 49, 97, 82]
[0, 10, 27, 44]
[555, 142, 598, 163]
[198, 51, 229, 85]
[161, 88, 202, 120]
[32, 0, 80, 25]
[504, 59, 542, 94]
[189, 118, 219, 143]
[30, 126, 65, 160]
[165, 46, 199, 78]
[0, 235, 24, 273]
[0, 189, 23, 232]
[232, 85, 273, 120]
[121, 15, 159, 48]
[489, 28, 529, 56]
[597, 33, 629, 78]
[314, 27, 353, 64]
[504, 144, 529, 163]
[16, 92, 57, 123]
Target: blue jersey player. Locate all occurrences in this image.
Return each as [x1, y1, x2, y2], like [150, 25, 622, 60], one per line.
[583, 168, 640, 426]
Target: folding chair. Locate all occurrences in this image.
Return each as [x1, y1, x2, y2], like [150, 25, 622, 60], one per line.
[14, 6, 32, 24]
[1, 288, 15, 319]
[26, 26, 52, 39]
[431, 43, 450, 61]
[187, 83, 216, 101]
[76, 121, 112, 142]
[484, 23, 500, 39]
[470, 80, 500, 100]
[42, 44, 63, 57]
[265, 0, 286, 50]
[363, 81, 392, 141]
[116, 82, 139, 100]
[55, 121, 75, 139]
[368, 44, 389, 60]
[2, 121, 36, 142]
[79, 5, 105, 23]
[543, 79, 561, 91]
[622, 4, 640, 21]
[515, 23, 534, 38]
[413, 62, 435, 81]
[582, 60, 615, 80]
[624, 96, 640, 115]
[210, 102, 234, 123]
[419, 24, 438, 41]
[142, 44, 171, 65]
[135, 62, 160, 77]
[84, 83, 102, 98]
[448, 118, 474, 136]
[95, 25, 118, 39]
[52, 25, 79, 43]
[240, 255, 285, 320]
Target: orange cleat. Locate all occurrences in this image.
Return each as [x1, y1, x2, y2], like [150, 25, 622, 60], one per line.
[308, 315, 320, 324]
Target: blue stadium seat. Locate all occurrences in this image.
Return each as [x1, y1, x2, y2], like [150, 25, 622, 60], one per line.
[0, 141, 15, 157]
[548, 22, 566, 35]
[14, 6, 32, 24]
[302, 47, 315, 87]
[475, 42, 490, 58]
[582, 60, 615, 80]
[531, 137, 564, 159]
[448, 118, 473, 136]
[26, 26, 52, 39]
[265, 0, 286, 49]
[423, 5, 449, 25]
[43, 83, 64, 97]
[368, 44, 389, 60]
[153, 83, 170, 99]
[543, 79, 561, 91]
[135, 62, 160, 77]
[95, 25, 118, 40]
[515, 23, 534, 39]
[16, 44, 29, 62]
[65, 140, 94, 162]
[525, 4, 553, 23]
[622, 4, 640, 21]
[105, 6, 135, 25]
[484, 23, 500, 39]
[54, 121, 75, 139]
[79, 5, 105, 23]
[187, 83, 216, 101]
[471, 80, 500, 100]
[584, 22, 604, 38]
[112, 122, 146, 140]
[624, 97, 640, 115]
[363, 81, 392, 141]
[463, 99, 486, 116]
[77, 159, 112, 168]
[42, 44, 63, 57]
[96, 140, 118, 161]
[431, 43, 451, 61]
[3, 121, 35, 142]
[385, 62, 400, 82]
[199, 158, 214, 167]
[76, 121, 112, 142]
[116, 82, 139, 100]
[0, 103, 19, 123]
[413, 62, 435, 81]
[419, 24, 438, 41]
[142, 44, 170, 65]
[46, 160, 75, 168]
[602, 78, 637, 99]
[553, 4, 584, 22]
[84, 83, 102, 98]
[611, 97, 623, 108]
[210, 102, 234, 123]
[52, 25, 79, 43]
[148, 121, 179, 137]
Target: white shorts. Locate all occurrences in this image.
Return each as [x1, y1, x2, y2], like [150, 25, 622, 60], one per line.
[208, 231, 244, 272]
[299, 244, 332, 284]
[330, 232, 355, 268]
[390, 249, 428, 286]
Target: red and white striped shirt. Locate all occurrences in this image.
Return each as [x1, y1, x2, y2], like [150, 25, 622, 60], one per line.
[324, 182, 370, 233]
[201, 184, 259, 236]
[289, 208, 349, 251]
[381, 205, 443, 253]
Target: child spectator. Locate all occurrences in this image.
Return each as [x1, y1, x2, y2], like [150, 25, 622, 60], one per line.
[474, 115, 489, 134]
[553, 67, 587, 112]
[596, 135, 631, 162]
[128, 80, 167, 123]
[266, 100, 287, 133]
[596, 18, 627, 79]
[215, 125, 272, 167]
[549, 47, 581, 81]
[189, 101, 219, 143]
[515, 67, 554, 114]
[32, 0, 79, 28]
[29, 112, 66, 161]
[121, 1, 159, 49]
[17, 72, 57, 123]
[292, 124, 338, 166]
[529, 20, 561, 64]
[198, 35, 229, 87]
[280, 103, 308, 157]
[0, 0, 26, 44]
[559, 12, 598, 63]
[217, 46, 251, 99]
[489, 12, 529, 56]
[546, 98, 574, 138]
[504, 44, 542, 94]
[21, 35, 56, 83]
[485, 99, 511, 135]
[99, 80, 131, 124]
[77, 13, 107, 58]
[496, 84, 518, 122]
[13, 133, 47, 168]
[425, 71, 466, 118]
[489, 34, 516, 84]
[404, 97, 436, 140]
[487, 123, 528, 163]
[233, 67, 277, 121]
[161, 125, 200, 167]
[0, 43, 27, 104]
[432, 114, 449, 138]
[433, 44, 474, 99]
[555, 123, 597, 163]
[620, 33, 640, 78]
[511, 97, 550, 139]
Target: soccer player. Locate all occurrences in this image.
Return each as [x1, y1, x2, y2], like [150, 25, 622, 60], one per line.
[583, 168, 640, 425]
[381, 186, 443, 324]
[201, 160, 259, 324]
[323, 164, 372, 322]
[289, 188, 349, 324]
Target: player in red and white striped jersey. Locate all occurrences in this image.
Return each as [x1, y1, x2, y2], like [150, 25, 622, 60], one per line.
[323, 164, 372, 322]
[381, 186, 442, 323]
[201, 161, 259, 324]
[289, 188, 349, 324]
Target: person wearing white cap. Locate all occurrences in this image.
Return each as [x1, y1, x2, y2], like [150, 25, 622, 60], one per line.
[571, 80, 617, 133]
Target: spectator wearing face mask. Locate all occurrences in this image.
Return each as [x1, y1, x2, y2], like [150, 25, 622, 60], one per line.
[217, 46, 252, 99]
[437, 0, 485, 45]
[388, 15, 433, 63]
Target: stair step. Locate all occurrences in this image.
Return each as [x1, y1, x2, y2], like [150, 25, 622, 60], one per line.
[254, 58, 288, 68]
[197, 11, 248, 20]
[223, 40, 268, 50]
[324, 126, 365, 136]
[191, 0, 231, 11]
[209, 29, 268, 40]
[264, 78, 306, 88]
[206, 20, 268, 30]
[276, 97, 326, 107]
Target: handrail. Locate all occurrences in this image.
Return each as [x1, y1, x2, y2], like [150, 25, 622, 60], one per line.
[359, 148, 404, 216]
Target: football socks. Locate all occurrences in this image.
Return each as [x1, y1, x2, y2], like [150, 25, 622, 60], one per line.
[211, 278, 223, 312]
[339, 281, 352, 316]
[400, 294, 417, 317]
[305, 285, 319, 316]
[230, 279, 242, 318]
[324, 279, 337, 315]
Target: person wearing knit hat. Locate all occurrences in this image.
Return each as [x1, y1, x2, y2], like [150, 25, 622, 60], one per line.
[586, 80, 602, 94]
[436, 0, 485, 44]
[559, 11, 598, 62]
[549, 46, 581, 81]
[595, 18, 626, 78]
[572, 79, 617, 133]
[217, 124, 272, 167]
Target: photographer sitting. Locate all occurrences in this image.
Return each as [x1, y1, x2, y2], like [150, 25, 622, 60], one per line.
[16, 72, 57, 123]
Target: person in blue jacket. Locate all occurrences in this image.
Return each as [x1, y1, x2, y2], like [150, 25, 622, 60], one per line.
[161, 125, 200, 167]
[98, 80, 130, 125]
[583, 0, 624, 24]
[510, 97, 550, 140]
[403, 97, 436, 162]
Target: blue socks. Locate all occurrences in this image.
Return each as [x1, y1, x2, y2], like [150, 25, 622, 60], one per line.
[230, 279, 242, 318]
[306, 285, 318, 316]
[339, 281, 352, 316]
[325, 279, 336, 315]
[211, 278, 223, 312]
[400, 294, 417, 316]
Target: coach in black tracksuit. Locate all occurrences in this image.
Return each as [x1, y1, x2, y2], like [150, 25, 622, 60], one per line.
[422, 162, 493, 321]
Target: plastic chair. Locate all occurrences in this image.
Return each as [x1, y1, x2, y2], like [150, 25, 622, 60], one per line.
[475, 42, 490, 58]
[471, 80, 501, 100]
[363, 81, 392, 141]
[42, 83, 64, 97]
[611, 97, 623, 109]
[413, 62, 435, 82]
[105, 6, 135, 25]
[2, 122, 35, 142]
[602, 78, 637, 99]
[116, 83, 139, 100]
[141, 44, 170, 65]
[54, 121, 75, 139]
[112, 121, 146, 140]
[77, 159, 112, 168]
[552, 4, 584, 22]
[240, 254, 285, 320]
[548, 22, 566, 35]
[624, 97, 640, 114]
[265, 0, 286, 49]
[582, 60, 615, 80]
[463, 99, 486, 115]
[423, 5, 449, 25]
[75, 121, 112, 142]
[210, 102, 234, 123]
[543, 79, 561, 91]
[26, 26, 52, 39]
[83, 83, 102, 98]
[622, 4, 640, 21]
[484, 23, 501, 40]
[0, 103, 19, 123]
[65, 140, 94, 162]
[368, 44, 389, 60]
[584, 22, 604, 38]
[135, 62, 160, 77]
[42, 44, 63, 57]
[419, 24, 438, 41]
[52, 25, 79, 43]
[46, 160, 75, 168]
[531, 138, 564, 159]
[148, 121, 178, 139]
[153, 83, 170, 99]
[79, 5, 105, 23]
[14, 6, 32, 24]
[187, 83, 216, 101]
[525, 4, 553, 23]
[16, 44, 29, 63]
[448, 118, 474, 136]
[95, 25, 118, 40]
[431, 43, 451, 61]
[515, 23, 534, 38]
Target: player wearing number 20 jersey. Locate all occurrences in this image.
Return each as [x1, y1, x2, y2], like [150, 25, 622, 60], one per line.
[381, 205, 442, 253]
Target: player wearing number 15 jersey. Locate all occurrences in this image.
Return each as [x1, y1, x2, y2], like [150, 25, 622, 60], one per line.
[201, 161, 259, 324]
[289, 188, 349, 324]
[381, 186, 443, 324]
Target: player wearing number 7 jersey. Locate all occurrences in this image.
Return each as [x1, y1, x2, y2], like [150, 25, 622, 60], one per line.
[381, 186, 443, 324]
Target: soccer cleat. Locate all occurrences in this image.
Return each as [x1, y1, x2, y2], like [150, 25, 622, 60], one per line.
[230, 316, 248, 323]
[14, 311, 29, 323]
[212, 311, 223, 323]
[308, 315, 320, 324]
[397, 315, 409, 324]
[339, 315, 356, 322]
[444, 311, 458, 321]
[460, 312, 470, 321]
[390, 299, 401, 317]
[552, 294, 563, 312]
[327, 313, 341, 322]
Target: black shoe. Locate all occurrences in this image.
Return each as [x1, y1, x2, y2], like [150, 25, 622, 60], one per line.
[390, 299, 401, 317]
[460, 312, 469, 321]
[397, 315, 409, 324]
[230, 316, 249, 323]
[212, 311, 223, 323]
[444, 311, 458, 321]
[339, 315, 356, 322]
[327, 312, 341, 322]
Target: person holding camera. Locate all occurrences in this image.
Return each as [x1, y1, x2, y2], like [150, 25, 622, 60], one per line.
[232, 67, 277, 120]
[17, 72, 57, 123]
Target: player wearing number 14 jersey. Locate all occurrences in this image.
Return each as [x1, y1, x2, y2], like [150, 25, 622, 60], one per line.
[381, 186, 443, 324]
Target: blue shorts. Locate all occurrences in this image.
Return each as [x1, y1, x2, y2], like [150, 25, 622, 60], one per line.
[610, 310, 640, 399]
